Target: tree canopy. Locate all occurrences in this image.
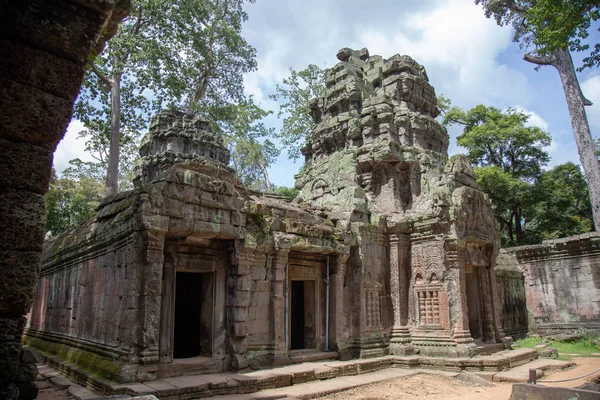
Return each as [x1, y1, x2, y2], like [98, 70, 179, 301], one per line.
[75, 0, 261, 195]
[270, 64, 326, 160]
[475, 0, 600, 230]
[45, 171, 104, 236]
[445, 104, 552, 244]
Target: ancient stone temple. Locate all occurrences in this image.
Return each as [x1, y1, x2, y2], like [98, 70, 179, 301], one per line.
[26, 48, 507, 386]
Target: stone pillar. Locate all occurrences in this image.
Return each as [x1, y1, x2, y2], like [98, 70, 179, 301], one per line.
[0, 1, 128, 398]
[486, 262, 508, 343]
[389, 234, 412, 355]
[133, 229, 166, 381]
[447, 244, 475, 355]
[331, 254, 348, 355]
[270, 249, 289, 361]
[227, 242, 256, 370]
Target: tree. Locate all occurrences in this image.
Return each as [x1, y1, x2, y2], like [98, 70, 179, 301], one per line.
[270, 64, 326, 160]
[530, 162, 593, 239]
[224, 97, 279, 191]
[75, 0, 162, 196]
[45, 170, 104, 236]
[76, 0, 257, 195]
[445, 105, 551, 244]
[475, 0, 600, 230]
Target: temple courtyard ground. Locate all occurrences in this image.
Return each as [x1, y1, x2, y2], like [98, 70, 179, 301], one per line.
[35, 357, 600, 400]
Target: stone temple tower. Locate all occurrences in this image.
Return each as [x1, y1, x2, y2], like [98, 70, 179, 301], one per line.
[296, 47, 506, 357]
[26, 48, 508, 389]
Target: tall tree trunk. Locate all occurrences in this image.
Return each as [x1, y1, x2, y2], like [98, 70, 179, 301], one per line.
[514, 204, 523, 243]
[106, 72, 122, 196]
[506, 214, 514, 244]
[552, 49, 600, 230]
[258, 161, 271, 192]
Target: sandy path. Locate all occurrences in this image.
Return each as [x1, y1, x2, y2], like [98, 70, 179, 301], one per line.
[318, 357, 600, 400]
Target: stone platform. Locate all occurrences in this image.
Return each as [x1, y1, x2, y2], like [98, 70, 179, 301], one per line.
[38, 348, 543, 399]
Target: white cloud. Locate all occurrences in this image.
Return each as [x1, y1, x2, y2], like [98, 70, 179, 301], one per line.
[357, 0, 530, 107]
[581, 74, 600, 132]
[53, 120, 96, 175]
[514, 106, 550, 131]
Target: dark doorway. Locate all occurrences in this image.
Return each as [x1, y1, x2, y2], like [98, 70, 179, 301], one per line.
[291, 281, 305, 350]
[174, 272, 203, 358]
[465, 270, 482, 340]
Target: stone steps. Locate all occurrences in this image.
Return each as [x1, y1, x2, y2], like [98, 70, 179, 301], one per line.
[39, 348, 541, 399]
[475, 358, 575, 383]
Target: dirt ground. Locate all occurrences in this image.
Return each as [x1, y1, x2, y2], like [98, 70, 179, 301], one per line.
[318, 358, 600, 400]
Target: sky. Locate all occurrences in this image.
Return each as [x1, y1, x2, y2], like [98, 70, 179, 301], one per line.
[54, 0, 600, 188]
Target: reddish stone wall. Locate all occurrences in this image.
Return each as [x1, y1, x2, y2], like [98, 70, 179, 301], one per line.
[505, 233, 600, 334]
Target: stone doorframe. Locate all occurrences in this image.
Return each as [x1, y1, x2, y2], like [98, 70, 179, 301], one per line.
[287, 253, 325, 351]
[158, 240, 229, 370]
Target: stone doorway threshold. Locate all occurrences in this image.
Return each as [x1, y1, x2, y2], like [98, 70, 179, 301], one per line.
[157, 356, 219, 379]
[39, 348, 545, 399]
[475, 341, 508, 356]
[289, 349, 338, 364]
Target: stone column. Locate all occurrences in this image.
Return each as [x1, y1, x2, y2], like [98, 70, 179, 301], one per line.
[132, 228, 166, 381]
[446, 245, 473, 346]
[0, 1, 128, 398]
[331, 254, 348, 356]
[269, 249, 288, 362]
[389, 234, 412, 355]
[227, 242, 257, 370]
[486, 261, 508, 343]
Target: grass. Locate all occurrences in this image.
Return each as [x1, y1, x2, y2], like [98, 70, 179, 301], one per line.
[514, 335, 600, 359]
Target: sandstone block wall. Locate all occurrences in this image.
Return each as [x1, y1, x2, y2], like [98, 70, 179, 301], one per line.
[500, 233, 600, 335]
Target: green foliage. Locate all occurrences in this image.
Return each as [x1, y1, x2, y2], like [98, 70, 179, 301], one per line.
[515, 335, 600, 359]
[272, 185, 299, 198]
[45, 170, 104, 236]
[270, 64, 326, 160]
[62, 134, 141, 192]
[446, 105, 551, 179]
[143, 0, 257, 114]
[223, 96, 280, 191]
[436, 94, 452, 114]
[475, 0, 600, 70]
[448, 104, 594, 245]
[530, 162, 593, 239]
[445, 105, 551, 244]
[74, 0, 258, 193]
[513, 336, 544, 348]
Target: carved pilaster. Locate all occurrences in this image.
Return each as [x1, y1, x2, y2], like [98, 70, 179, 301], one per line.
[227, 241, 256, 370]
[270, 249, 288, 356]
[446, 245, 472, 344]
[136, 230, 165, 366]
[389, 234, 412, 354]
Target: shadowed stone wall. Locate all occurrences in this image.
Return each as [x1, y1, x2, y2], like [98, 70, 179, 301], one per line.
[501, 233, 600, 335]
[0, 1, 129, 398]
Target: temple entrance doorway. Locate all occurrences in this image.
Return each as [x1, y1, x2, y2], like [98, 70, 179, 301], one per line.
[173, 271, 213, 358]
[290, 280, 316, 350]
[465, 266, 483, 340]
[159, 239, 230, 377]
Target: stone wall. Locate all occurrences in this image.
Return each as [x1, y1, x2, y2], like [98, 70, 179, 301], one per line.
[499, 233, 600, 335]
[495, 251, 528, 338]
[0, 1, 129, 398]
